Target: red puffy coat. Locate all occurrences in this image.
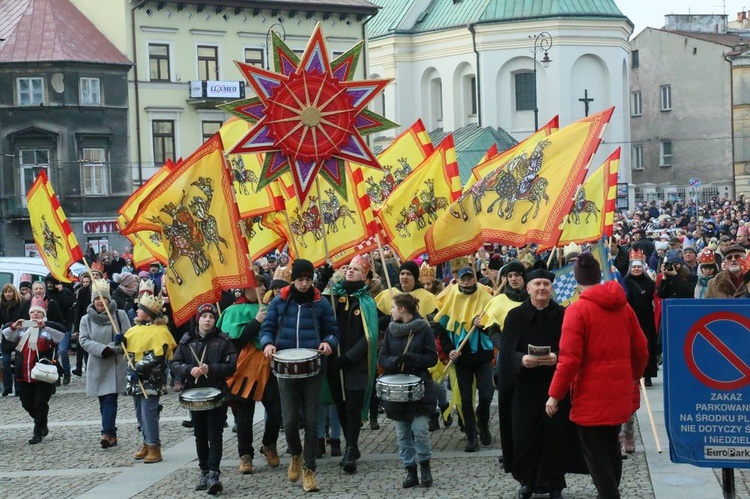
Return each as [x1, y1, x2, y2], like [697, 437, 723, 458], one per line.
[549, 281, 649, 426]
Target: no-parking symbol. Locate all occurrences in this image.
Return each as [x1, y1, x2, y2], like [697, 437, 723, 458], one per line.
[684, 311, 750, 390]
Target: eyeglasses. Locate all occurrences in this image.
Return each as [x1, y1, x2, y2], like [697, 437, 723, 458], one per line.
[725, 254, 743, 261]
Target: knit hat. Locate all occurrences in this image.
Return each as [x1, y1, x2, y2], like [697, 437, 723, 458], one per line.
[488, 255, 504, 271]
[28, 296, 46, 315]
[682, 245, 697, 255]
[44, 273, 59, 285]
[655, 241, 669, 251]
[500, 261, 526, 278]
[195, 303, 218, 322]
[573, 252, 601, 285]
[399, 261, 420, 281]
[90, 279, 111, 303]
[19, 274, 32, 290]
[138, 293, 164, 319]
[138, 270, 150, 279]
[665, 250, 683, 264]
[291, 259, 315, 280]
[348, 254, 370, 276]
[271, 266, 292, 289]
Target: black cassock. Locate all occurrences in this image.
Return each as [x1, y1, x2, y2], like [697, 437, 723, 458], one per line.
[498, 299, 587, 493]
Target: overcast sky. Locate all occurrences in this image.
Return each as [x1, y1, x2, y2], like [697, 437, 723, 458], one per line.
[621, 0, 748, 35]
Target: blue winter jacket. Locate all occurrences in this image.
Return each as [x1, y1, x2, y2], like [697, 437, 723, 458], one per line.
[259, 285, 339, 351]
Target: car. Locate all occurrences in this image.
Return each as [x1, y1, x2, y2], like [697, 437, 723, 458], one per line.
[0, 257, 51, 288]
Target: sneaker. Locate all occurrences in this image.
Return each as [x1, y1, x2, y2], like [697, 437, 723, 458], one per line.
[302, 467, 319, 492]
[195, 470, 209, 491]
[239, 454, 253, 474]
[288, 454, 302, 482]
[261, 445, 280, 467]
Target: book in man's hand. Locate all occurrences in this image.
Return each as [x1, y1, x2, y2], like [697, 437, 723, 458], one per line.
[528, 344, 551, 357]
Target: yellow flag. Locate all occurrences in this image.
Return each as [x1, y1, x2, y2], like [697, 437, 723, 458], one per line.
[220, 117, 285, 218]
[274, 169, 373, 267]
[376, 136, 461, 262]
[555, 148, 621, 246]
[357, 119, 434, 207]
[117, 160, 176, 266]
[123, 134, 254, 325]
[26, 171, 83, 283]
[241, 212, 286, 262]
[425, 109, 613, 265]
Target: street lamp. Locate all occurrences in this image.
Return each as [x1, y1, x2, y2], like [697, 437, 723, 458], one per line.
[264, 23, 286, 71]
[531, 32, 553, 131]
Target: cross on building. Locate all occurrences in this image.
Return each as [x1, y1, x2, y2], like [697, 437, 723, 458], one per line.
[579, 89, 594, 117]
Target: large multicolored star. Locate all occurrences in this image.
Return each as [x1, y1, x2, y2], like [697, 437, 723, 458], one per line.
[224, 24, 397, 201]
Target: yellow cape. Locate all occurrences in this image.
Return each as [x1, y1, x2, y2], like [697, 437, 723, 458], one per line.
[375, 287, 440, 318]
[433, 285, 492, 334]
[124, 323, 176, 362]
[480, 293, 524, 329]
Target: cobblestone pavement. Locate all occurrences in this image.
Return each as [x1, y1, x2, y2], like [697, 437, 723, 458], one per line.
[0, 366, 742, 498]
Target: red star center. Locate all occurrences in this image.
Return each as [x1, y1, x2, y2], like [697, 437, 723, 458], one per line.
[265, 70, 355, 164]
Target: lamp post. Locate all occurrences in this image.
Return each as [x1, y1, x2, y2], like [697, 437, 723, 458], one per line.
[531, 32, 553, 131]
[264, 23, 286, 71]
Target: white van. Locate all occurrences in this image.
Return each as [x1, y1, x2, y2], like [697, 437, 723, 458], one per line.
[0, 257, 51, 288]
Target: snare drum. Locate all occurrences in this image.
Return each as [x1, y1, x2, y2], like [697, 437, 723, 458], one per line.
[271, 348, 321, 379]
[179, 387, 224, 411]
[376, 374, 424, 402]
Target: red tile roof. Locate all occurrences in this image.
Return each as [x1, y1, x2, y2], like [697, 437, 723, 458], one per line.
[0, 0, 131, 65]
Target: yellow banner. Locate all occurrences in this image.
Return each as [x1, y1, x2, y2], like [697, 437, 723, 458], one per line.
[377, 136, 461, 262]
[425, 109, 613, 265]
[357, 119, 434, 207]
[556, 148, 621, 246]
[123, 134, 253, 325]
[27, 171, 82, 283]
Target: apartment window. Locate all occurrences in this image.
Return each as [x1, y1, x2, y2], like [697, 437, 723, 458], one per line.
[202, 121, 222, 142]
[632, 145, 644, 170]
[198, 45, 219, 80]
[19, 149, 50, 195]
[660, 140, 672, 167]
[81, 148, 109, 195]
[80, 77, 101, 106]
[515, 72, 536, 112]
[148, 43, 170, 81]
[660, 84, 672, 111]
[244, 48, 264, 68]
[152, 120, 175, 165]
[632, 50, 639, 68]
[631, 91, 642, 117]
[17, 77, 45, 106]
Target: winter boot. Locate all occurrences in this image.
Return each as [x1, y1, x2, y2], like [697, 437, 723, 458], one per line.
[618, 432, 628, 459]
[143, 445, 162, 464]
[328, 438, 342, 457]
[302, 467, 319, 492]
[624, 429, 636, 453]
[195, 470, 209, 491]
[288, 454, 302, 482]
[316, 438, 326, 458]
[261, 445, 280, 467]
[419, 460, 433, 487]
[478, 421, 492, 446]
[238, 454, 253, 474]
[428, 411, 440, 431]
[341, 446, 357, 474]
[402, 464, 419, 488]
[464, 432, 479, 452]
[134, 443, 149, 460]
[206, 471, 223, 495]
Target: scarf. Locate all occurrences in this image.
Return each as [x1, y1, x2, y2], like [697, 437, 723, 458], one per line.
[290, 286, 315, 304]
[502, 284, 528, 303]
[387, 317, 430, 338]
[16, 326, 40, 353]
[118, 274, 139, 295]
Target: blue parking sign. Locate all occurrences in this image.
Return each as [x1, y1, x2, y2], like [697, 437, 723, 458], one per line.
[662, 299, 750, 468]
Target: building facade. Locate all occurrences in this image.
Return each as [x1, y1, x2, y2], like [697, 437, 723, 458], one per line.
[71, 0, 380, 186]
[630, 15, 738, 204]
[366, 0, 633, 204]
[0, 0, 132, 257]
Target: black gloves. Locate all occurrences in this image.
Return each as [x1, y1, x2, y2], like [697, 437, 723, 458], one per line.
[101, 346, 113, 358]
[114, 333, 125, 345]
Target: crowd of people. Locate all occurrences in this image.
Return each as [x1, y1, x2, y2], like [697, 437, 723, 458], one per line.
[1, 196, 749, 498]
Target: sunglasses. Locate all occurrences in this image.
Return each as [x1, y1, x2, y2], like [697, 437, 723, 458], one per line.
[725, 254, 743, 261]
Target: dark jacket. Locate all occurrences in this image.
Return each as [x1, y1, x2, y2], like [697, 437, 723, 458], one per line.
[20, 296, 65, 327]
[378, 317, 438, 421]
[171, 326, 238, 393]
[332, 283, 374, 391]
[656, 270, 697, 299]
[0, 300, 24, 352]
[259, 285, 339, 352]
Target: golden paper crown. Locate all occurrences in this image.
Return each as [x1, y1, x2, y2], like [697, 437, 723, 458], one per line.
[449, 256, 471, 270]
[91, 278, 110, 298]
[138, 278, 154, 296]
[563, 242, 582, 260]
[273, 265, 292, 283]
[419, 261, 436, 281]
[138, 293, 165, 317]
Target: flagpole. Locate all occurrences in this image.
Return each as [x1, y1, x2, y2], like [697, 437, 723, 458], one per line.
[80, 258, 149, 398]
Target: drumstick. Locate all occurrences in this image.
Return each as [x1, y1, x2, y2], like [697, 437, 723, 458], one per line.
[400, 333, 414, 372]
[189, 345, 209, 379]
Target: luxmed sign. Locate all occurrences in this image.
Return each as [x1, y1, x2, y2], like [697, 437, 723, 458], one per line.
[189, 81, 244, 99]
[207, 81, 241, 98]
